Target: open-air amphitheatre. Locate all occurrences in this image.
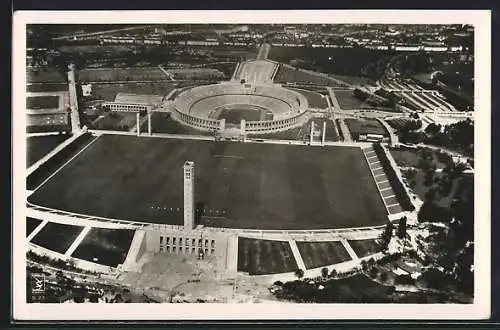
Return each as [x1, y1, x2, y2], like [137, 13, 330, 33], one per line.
[26, 55, 417, 283]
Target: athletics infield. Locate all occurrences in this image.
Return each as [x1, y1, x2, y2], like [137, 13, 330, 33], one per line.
[28, 134, 387, 230]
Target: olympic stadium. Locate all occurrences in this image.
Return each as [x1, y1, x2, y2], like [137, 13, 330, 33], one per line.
[171, 81, 308, 134]
[26, 57, 415, 280]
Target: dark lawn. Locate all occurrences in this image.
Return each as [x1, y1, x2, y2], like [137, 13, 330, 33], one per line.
[27, 134, 71, 167]
[26, 96, 60, 109]
[334, 90, 375, 110]
[237, 237, 297, 275]
[71, 228, 135, 267]
[29, 134, 387, 230]
[148, 112, 212, 136]
[287, 88, 329, 109]
[348, 239, 383, 258]
[92, 82, 177, 101]
[296, 241, 351, 269]
[30, 222, 83, 254]
[26, 218, 42, 237]
[273, 65, 344, 87]
[27, 84, 68, 93]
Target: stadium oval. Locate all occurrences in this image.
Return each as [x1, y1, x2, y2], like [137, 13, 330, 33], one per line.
[171, 82, 309, 134]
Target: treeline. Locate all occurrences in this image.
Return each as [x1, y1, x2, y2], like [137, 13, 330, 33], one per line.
[397, 119, 474, 157]
[373, 143, 415, 211]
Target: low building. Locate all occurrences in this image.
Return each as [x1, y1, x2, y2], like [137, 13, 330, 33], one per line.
[101, 93, 164, 112]
[344, 118, 389, 142]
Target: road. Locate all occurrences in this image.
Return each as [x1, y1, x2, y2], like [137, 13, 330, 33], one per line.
[257, 43, 271, 60]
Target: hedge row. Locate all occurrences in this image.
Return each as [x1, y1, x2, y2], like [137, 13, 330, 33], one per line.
[373, 143, 415, 211]
[27, 133, 95, 190]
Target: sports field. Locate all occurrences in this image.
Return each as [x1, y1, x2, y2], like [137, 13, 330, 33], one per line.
[211, 105, 269, 124]
[26, 96, 60, 109]
[30, 222, 83, 254]
[296, 241, 351, 269]
[71, 228, 135, 267]
[237, 237, 297, 275]
[348, 239, 382, 258]
[28, 134, 387, 230]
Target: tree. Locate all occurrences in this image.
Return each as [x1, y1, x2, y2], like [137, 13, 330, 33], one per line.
[380, 221, 394, 250]
[330, 269, 338, 278]
[425, 123, 441, 136]
[398, 216, 408, 253]
[321, 267, 329, 279]
[294, 269, 305, 279]
[397, 216, 407, 239]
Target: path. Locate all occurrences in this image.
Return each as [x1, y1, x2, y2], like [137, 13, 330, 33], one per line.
[257, 43, 271, 60]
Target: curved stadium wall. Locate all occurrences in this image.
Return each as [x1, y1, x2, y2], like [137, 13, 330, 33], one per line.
[171, 83, 308, 134]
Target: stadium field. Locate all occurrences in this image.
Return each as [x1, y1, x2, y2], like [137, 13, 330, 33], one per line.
[71, 228, 135, 267]
[218, 108, 264, 123]
[27, 134, 71, 167]
[211, 105, 268, 124]
[296, 241, 351, 269]
[237, 237, 297, 275]
[28, 134, 387, 230]
[26, 96, 60, 109]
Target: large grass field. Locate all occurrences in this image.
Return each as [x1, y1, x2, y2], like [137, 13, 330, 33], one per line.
[296, 241, 351, 269]
[237, 237, 297, 275]
[71, 228, 135, 267]
[91, 82, 178, 101]
[27, 134, 71, 167]
[77, 67, 167, 82]
[28, 134, 387, 230]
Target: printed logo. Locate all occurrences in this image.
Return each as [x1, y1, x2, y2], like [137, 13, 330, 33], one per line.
[29, 273, 46, 302]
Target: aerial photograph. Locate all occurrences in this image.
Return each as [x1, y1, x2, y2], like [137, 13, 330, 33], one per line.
[23, 22, 475, 305]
